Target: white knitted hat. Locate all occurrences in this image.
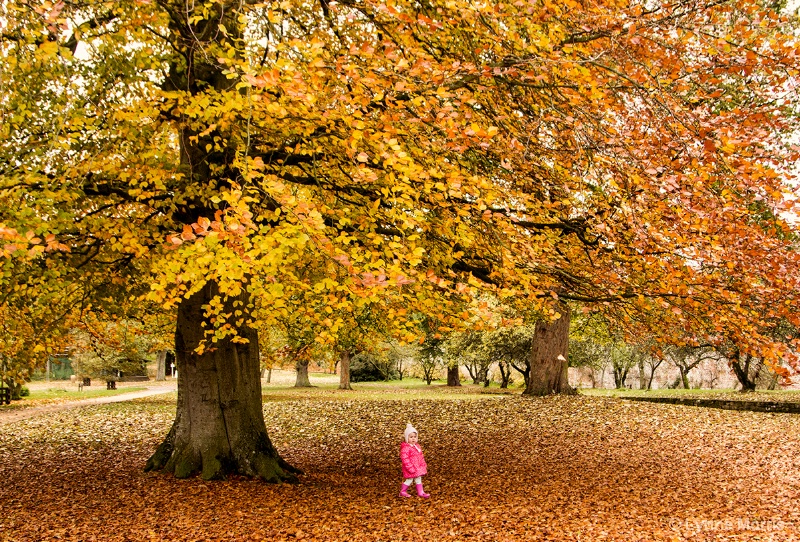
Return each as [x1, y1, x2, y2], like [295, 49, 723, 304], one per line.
[404, 423, 418, 442]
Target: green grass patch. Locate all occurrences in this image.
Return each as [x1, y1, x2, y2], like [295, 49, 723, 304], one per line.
[261, 377, 519, 402]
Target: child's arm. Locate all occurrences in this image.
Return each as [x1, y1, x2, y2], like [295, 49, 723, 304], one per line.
[400, 444, 416, 474]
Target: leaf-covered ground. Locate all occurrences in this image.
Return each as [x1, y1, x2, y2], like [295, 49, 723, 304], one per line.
[1, 391, 800, 541]
[584, 387, 800, 403]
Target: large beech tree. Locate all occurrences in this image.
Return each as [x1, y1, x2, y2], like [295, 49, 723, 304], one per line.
[1, 0, 799, 480]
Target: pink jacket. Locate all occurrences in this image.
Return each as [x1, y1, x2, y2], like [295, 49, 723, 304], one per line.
[400, 442, 428, 478]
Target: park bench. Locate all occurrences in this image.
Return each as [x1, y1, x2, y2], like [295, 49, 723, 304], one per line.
[106, 380, 116, 390]
[0, 387, 9, 405]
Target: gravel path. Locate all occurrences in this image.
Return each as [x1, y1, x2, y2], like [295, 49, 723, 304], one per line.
[0, 383, 177, 425]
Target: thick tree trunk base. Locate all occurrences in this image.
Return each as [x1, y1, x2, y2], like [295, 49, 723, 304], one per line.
[145, 424, 302, 482]
[447, 365, 461, 387]
[145, 282, 303, 482]
[295, 359, 313, 387]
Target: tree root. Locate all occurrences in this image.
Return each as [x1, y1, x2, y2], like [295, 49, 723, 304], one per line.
[145, 425, 302, 483]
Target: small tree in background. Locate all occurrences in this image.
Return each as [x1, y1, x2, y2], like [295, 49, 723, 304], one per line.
[665, 345, 717, 389]
[70, 316, 158, 381]
[389, 342, 416, 381]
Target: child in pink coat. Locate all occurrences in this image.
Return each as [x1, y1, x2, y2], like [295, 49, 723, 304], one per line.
[399, 423, 430, 498]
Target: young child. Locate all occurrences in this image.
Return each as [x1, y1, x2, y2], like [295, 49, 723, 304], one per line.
[399, 423, 430, 498]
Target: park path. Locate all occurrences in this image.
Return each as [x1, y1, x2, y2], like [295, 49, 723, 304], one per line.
[0, 382, 177, 425]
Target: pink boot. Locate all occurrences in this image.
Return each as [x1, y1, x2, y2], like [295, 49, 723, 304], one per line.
[399, 483, 412, 498]
[415, 484, 430, 498]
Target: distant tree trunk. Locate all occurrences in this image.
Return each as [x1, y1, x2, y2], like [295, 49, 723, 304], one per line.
[447, 365, 461, 386]
[524, 308, 575, 396]
[767, 373, 779, 391]
[339, 350, 352, 390]
[673, 365, 691, 390]
[8, 381, 22, 400]
[637, 358, 646, 390]
[498, 361, 511, 388]
[730, 349, 756, 392]
[145, 283, 300, 481]
[613, 365, 630, 389]
[295, 359, 312, 387]
[165, 351, 175, 376]
[511, 361, 530, 389]
[465, 361, 480, 385]
[156, 350, 167, 381]
[646, 357, 663, 390]
[421, 358, 437, 385]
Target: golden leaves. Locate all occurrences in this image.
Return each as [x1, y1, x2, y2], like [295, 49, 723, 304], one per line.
[1, 0, 799, 363]
[5, 391, 800, 539]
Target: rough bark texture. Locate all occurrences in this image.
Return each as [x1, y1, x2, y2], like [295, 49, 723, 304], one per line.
[295, 360, 312, 387]
[524, 308, 575, 396]
[145, 283, 301, 482]
[339, 351, 352, 390]
[446, 365, 461, 387]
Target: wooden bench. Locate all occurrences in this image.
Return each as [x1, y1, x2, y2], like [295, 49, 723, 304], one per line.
[0, 388, 10, 405]
[106, 380, 116, 390]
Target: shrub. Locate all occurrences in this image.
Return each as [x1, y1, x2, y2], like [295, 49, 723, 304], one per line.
[350, 352, 398, 382]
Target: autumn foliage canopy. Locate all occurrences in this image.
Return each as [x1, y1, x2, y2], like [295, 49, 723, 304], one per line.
[0, 0, 799, 369]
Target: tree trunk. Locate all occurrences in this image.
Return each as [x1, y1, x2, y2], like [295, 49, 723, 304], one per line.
[730, 351, 756, 392]
[637, 357, 646, 390]
[295, 359, 312, 387]
[466, 362, 480, 385]
[646, 358, 662, 390]
[156, 350, 167, 382]
[339, 350, 352, 390]
[145, 283, 300, 482]
[767, 373, 778, 391]
[511, 361, 530, 389]
[613, 366, 629, 389]
[524, 308, 575, 396]
[10, 382, 22, 400]
[446, 365, 461, 387]
[498, 361, 511, 389]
